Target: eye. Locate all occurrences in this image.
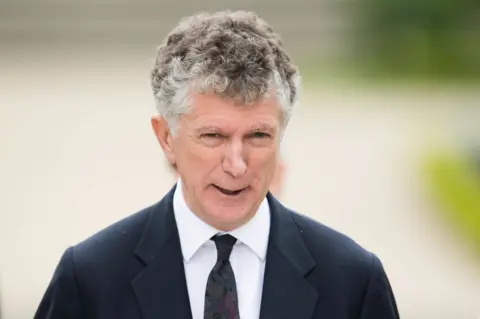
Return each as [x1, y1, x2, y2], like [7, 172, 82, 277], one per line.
[249, 132, 270, 139]
[201, 133, 223, 139]
[199, 133, 226, 147]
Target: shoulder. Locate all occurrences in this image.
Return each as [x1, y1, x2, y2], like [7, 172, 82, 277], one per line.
[287, 209, 398, 316]
[282, 207, 387, 306]
[39, 202, 161, 312]
[288, 208, 375, 274]
[69, 202, 157, 272]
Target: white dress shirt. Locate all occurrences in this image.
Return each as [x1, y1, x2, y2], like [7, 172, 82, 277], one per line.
[173, 179, 271, 319]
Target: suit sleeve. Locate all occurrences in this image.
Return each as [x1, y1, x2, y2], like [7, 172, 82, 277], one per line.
[34, 247, 85, 319]
[359, 253, 400, 319]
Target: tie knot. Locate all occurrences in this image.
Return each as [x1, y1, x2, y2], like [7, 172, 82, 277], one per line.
[211, 234, 237, 262]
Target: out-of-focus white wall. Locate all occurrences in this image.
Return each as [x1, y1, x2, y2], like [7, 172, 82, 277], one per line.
[1, 51, 479, 318]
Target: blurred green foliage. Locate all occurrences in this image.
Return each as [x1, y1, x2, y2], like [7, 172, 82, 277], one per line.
[354, 0, 480, 80]
[423, 149, 480, 256]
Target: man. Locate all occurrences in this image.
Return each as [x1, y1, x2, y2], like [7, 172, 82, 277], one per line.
[35, 11, 400, 319]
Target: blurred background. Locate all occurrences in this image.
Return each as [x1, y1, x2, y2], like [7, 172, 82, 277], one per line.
[0, 0, 479, 318]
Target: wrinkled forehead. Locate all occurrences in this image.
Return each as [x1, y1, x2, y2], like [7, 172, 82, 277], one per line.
[183, 92, 283, 130]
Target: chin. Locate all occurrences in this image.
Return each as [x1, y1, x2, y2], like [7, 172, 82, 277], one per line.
[200, 186, 262, 227]
[203, 201, 251, 229]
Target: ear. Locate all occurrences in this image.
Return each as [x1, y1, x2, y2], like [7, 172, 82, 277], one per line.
[151, 116, 176, 166]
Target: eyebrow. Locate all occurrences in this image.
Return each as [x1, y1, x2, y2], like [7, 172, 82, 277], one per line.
[249, 124, 276, 132]
[195, 125, 221, 133]
[194, 123, 277, 134]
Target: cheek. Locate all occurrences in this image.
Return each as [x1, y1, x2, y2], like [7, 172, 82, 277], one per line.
[179, 143, 222, 175]
[248, 150, 278, 179]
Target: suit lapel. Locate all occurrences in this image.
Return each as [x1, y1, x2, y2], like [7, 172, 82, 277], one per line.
[260, 193, 318, 319]
[132, 185, 192, 319]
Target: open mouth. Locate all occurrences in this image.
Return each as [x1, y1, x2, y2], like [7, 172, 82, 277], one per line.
[213, 185, 246, 196]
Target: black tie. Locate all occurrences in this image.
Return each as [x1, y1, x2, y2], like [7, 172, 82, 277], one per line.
[204, 234, 240, 319]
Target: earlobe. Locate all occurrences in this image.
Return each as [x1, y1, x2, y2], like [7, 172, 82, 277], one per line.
[151, 116, 176, 166]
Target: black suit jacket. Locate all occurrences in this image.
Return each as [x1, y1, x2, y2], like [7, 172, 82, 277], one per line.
[35, 185, 400, 319]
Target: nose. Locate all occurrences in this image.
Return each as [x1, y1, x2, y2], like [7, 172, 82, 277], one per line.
[222, 139, 247, 177]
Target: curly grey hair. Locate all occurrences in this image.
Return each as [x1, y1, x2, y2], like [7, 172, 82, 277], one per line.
[150, 10, 300, 134]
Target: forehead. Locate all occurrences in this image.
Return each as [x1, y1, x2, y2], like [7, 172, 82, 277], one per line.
[184, 92, 282, 130]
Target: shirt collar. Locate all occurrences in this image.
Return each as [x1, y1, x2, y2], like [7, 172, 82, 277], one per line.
[173, 178, 270, 263]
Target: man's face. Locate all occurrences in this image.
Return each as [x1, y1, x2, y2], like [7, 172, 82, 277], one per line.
[152, 92, 282, 231]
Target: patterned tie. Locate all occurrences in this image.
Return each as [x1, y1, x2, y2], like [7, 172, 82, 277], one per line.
[204, 234, 240, 319]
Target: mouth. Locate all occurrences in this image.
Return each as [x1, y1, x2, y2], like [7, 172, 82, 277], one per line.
[213, 185, 247, 196]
